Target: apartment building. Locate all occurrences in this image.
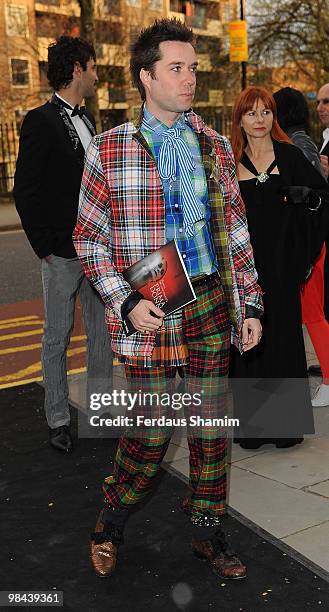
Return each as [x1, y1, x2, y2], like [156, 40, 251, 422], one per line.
[1, 0, 238, 123]
[0, 0, 238, 191]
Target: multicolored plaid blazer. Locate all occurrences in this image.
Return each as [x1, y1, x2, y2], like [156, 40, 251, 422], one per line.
[73, 110, 263, 359]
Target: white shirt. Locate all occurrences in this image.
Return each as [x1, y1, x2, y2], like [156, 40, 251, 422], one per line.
[55, 93, 93, 152]
[320, 127, 329, 153]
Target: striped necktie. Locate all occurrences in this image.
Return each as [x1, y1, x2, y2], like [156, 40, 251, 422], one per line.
[142, 118, 204, 238]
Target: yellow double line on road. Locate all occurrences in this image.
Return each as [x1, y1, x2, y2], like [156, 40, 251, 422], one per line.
[0, 314, 41, 328]
[0, 335, 87, 356]
[0, 314, 87, 389]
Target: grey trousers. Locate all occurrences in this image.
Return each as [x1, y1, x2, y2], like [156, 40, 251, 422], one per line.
[41, 255, 112, 429]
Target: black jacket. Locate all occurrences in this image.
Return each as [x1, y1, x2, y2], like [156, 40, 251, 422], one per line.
[286, 125, 324, 178]
[13, 100, 95, 259]
[272, 140, 329, 278]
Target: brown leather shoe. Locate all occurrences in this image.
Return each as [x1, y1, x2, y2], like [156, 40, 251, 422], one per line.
[90, 514, 121, 578]
[191, 536, 247, 580]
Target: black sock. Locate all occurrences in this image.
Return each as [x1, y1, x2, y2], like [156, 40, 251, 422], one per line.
[191, 524, 219, 540]
[101, 506, 130, 530]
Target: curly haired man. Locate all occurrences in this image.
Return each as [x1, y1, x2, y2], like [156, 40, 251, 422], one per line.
[14, 36, 112, 452]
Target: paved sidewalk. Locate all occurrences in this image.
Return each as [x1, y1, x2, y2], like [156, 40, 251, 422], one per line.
[68, 334, 329, 581]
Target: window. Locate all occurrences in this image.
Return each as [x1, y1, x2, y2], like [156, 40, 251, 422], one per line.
[130, 26, 140, 44]
[170, 0, 184, 11]
[192, 1, 206, 29]
[36, 12, 57, 37]
[11, 59, 30, 86]
[126, 0, 141, 6]
[36, 12, 79, 38]
[149, 0, 162, 9]
[95, 21, 123, 45]
[206, 2, 220, 20]
[6, 5, 28, 37]
[196, 35, 218, 53]
[97, 65, 126, 103]
[104, 0, 121, 14]
[169, 1, 195, 15]
[196, 36, 221, 69]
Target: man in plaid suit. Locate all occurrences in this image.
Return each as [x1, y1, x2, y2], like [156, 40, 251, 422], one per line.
[73, 19, 263, 580]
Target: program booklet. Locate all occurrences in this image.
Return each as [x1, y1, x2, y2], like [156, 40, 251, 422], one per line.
[122, 240, 197, 336]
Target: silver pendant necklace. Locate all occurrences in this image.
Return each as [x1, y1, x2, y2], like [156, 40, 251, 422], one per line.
[243, 151, 276, 185]
[256, 171, 270, 185]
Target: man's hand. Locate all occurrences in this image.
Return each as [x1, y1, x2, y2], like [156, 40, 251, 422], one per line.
[128, 299, 165, 333]
[43, 255, 53, 263]
[241, 317, 262, 352]
[320, 154, 329, 178]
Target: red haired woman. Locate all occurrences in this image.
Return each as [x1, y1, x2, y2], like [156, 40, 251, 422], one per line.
[230, 86, 329, 449]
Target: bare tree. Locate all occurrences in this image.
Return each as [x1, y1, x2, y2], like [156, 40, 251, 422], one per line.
[0, 4, 43, 123]
[248, 0, 329, 89]
[77, 0, 101, 130]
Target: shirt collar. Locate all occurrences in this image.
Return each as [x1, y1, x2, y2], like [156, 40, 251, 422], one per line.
[323, 127, 329, 143]
[54, 93, 74, 112]
[143, 105, 186, 135]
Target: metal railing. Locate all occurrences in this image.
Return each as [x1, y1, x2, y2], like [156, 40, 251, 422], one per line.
[0, 110, 323, 197]
[0, 112, 233, 197]
[0, 123, 19, 196]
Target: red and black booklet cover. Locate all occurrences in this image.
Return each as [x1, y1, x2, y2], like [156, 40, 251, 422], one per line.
[122, 240, 197, 336]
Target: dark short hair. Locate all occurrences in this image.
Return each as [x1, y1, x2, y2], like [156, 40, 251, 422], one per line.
[273, 87, 309, 131]
[130, 18, 195, 101]
[47, 35, 96, 91]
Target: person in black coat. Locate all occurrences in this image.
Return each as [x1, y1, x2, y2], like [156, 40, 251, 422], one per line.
[230, 86, 329, 449]
[274, 87, 324, 177]
[14, 36, 112, 452]
[274, 87, 329, 408]
[317, 83, 329, 326]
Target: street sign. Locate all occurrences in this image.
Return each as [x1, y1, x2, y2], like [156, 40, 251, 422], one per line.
[229, 20, 248, 62]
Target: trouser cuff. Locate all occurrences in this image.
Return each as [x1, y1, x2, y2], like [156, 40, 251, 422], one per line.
[101, 505, 130, 529]
[190, 512, 224, 529]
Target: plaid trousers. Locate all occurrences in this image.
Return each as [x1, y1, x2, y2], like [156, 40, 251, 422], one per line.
[103, 275, 231, 525]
